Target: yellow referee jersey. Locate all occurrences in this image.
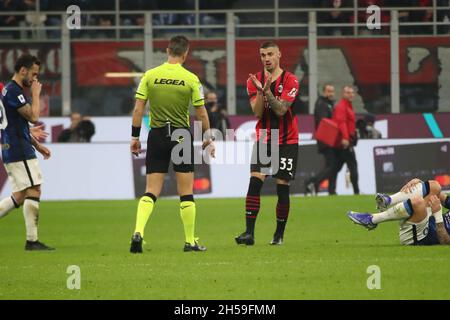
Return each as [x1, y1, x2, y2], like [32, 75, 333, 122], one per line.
[135, 62, 205, 128]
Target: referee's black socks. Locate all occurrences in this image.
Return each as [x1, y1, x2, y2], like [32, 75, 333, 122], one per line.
[245, 177, 263, 236]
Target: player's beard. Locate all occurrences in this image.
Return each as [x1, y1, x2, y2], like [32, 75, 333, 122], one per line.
[23, 78, 32, 87]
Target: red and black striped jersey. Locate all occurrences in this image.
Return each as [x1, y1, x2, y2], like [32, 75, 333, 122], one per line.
[247, 70, 299, 145]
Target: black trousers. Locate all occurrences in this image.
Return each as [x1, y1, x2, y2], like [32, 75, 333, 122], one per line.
[329, 147, 359, 195]
[308, 145, 338, 194]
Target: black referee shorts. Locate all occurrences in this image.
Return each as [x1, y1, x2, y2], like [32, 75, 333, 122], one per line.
[146, 127, 194, 174]
[250, 142, 299, 181]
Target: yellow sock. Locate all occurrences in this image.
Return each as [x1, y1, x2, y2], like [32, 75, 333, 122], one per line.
[180, 200, 196, 245]
[134, 195, 155, 237]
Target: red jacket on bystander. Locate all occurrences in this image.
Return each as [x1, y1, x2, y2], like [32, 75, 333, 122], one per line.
[332, 98, 356, 142]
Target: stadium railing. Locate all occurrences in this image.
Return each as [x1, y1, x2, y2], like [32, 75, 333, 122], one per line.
[0, 4, 449, 115]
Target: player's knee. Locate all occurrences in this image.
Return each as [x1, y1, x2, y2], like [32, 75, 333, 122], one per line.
[143, 192, 157, 203]
[410, 197, 426, 211]
[276, 179, 289, 186]
[12, 193, 24, 206]
[25, 186, 41, 199]
[428, 180, 441, 196]
[145, 188, 161, 198]
[276, 183, 290, 203]
[180, 194, 194, 203]
[248, 176, 264, 196]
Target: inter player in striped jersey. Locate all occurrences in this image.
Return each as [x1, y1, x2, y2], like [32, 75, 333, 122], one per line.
[348, 178, 450, 245]
[235, 41, 299, 246]
[0, 54, 53, 250]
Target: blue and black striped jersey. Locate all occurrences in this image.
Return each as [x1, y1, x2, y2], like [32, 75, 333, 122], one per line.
[0, 81, 36, 164]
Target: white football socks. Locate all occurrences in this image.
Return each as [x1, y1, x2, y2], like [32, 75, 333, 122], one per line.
[389, 182, 427, 205]
[23, 198, 40, 242]
[0, 196, 18, 219]
[372, 201, 413, 224]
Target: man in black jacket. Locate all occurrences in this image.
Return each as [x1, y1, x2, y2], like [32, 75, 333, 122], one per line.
[305, 84, 338, 195]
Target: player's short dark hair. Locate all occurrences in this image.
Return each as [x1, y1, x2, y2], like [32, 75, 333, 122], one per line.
[260, 41, 279, 49]
[168, 35, 190, 57]
[14, 54, 41, 72]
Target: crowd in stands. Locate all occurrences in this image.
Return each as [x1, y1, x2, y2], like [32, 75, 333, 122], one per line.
[0, 0, 239, 38]
[1, 0, 449, 39]
[318, 0, 450, 35]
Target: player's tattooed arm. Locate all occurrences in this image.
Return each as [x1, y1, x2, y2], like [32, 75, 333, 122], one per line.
[429, 196, 450, 245]
[264, 90, 291, 117]
[17, 80, 42, 123]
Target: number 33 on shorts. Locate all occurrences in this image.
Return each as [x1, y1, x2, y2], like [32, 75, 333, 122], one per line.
[280, 157, 293, 171]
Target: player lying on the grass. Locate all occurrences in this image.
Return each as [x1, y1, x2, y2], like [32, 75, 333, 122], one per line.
[348, 178, 450, 245]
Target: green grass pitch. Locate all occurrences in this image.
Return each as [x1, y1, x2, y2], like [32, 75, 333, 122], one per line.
[0, 195, 449, 300]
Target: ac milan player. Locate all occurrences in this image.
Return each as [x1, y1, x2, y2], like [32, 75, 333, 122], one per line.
[235, 41, 299, 246]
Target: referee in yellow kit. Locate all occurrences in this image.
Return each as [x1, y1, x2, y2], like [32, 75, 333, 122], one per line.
[129, 35, 215, 253]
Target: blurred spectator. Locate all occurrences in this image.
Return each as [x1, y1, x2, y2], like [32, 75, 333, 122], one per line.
[356, 113, 382, 139]
[96, 15, 115, 38]
[0, 0, 25, 39]
[205, 91, 230, 137]
[199, 0, 238, 37]
[120, 0, 194, 38]
[58, 112, 81, 142]
[58, 112, 96, 143]
[0, 82, 4, 93]
[318, 0, 352, 36]
[154, 0, 195, 34]
[120, 0, 157, 38]
[437, 0, 450, 34]
[304, 84, 338, 195]
[331, 86, 360, 195]
[408, 0, 433, 34]
[75, 116, 96, 142]
[42, 0, 88, 39]
[23, 0, 47, 39]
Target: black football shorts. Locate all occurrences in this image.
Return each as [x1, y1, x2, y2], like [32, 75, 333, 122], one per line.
[250, 142, 298, 181]
[146, 127, 194, 174]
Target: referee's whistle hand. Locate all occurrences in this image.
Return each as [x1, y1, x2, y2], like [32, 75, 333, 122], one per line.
[130, 139, 141, 157]
[202, 140, 215, 158]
